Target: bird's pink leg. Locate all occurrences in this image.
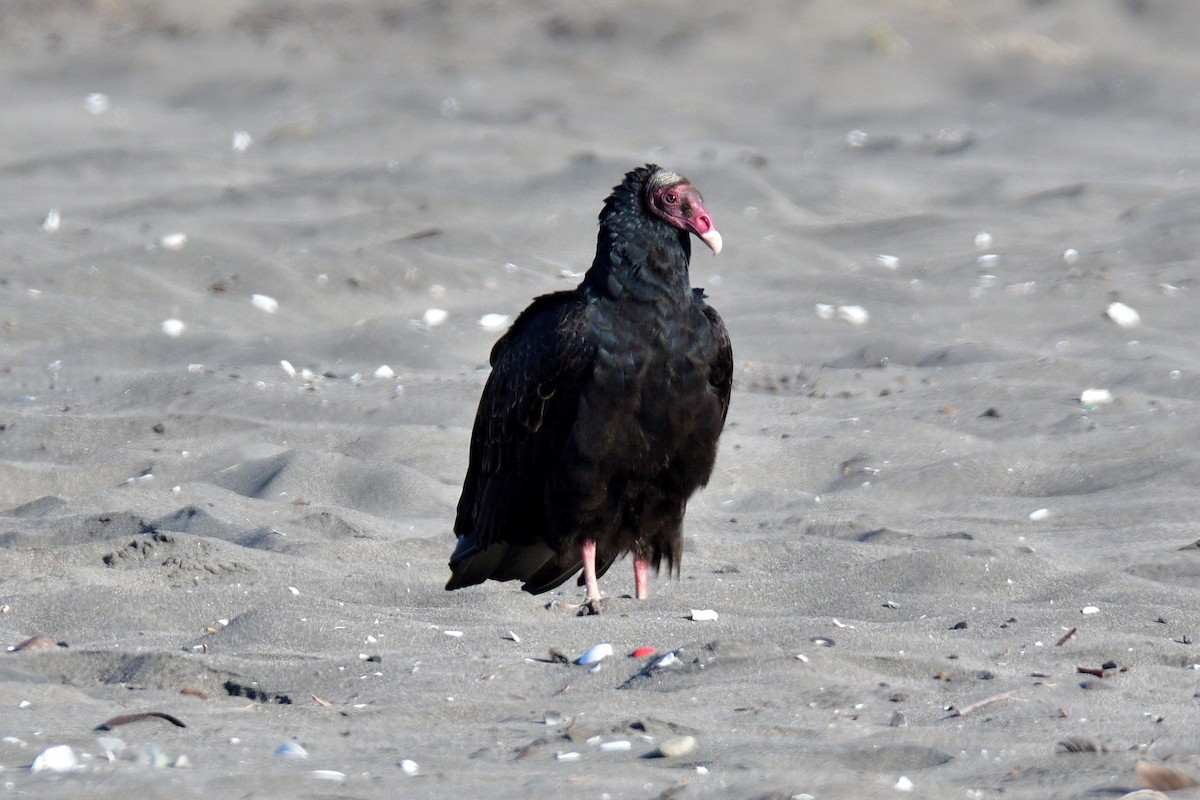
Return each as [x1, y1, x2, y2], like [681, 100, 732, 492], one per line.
[634, 557, 650, 599]
[581, 539, 601, 603]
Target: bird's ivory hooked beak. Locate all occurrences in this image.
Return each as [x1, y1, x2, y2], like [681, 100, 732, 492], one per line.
[699, 229, 723, 255]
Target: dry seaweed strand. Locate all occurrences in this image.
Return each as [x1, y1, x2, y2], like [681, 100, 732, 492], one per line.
[95, 711, 186, 731]
[950, 691, 1014, 717]
[1055, 627, 1078, 646]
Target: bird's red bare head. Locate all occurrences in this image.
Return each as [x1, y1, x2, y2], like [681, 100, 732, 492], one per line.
[646, 169, 722, 255]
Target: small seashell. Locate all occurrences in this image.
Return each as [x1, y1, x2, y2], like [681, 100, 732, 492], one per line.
[443, 630, 463, 638]
[84, 92, 110, 115]
[96, 736, 126, 761]
[374, 365, 395, 379]
[232, 131, 253, 151]
[310, 770, 345, 782]
[1106, 301, 1140, 328]
[599, 740, 632, 752]
[41, 208, 61, 233]
[159, 232, 187, 250]
[1081, 606, 1100, 615]
[1079, 388, 1113, 405]
[251, 294, 279, 314]
[1063, 248, 1080, 264]
[10, 634, 61, 652]
[31, 744, 78, 773]
[810, 636, 835, 647]
[398, 758, 419, 775]
[875, 254, 900, 270]
[814, 303, 836, 320]
[974, 232, 993, 250]
[504, 631, 521, 643]
[280, 360, 296, 378]
[690, 609, 719, 622]
[630, 646, 656, 659]
[423, 308, 448, 327]
[576, 643, 613, 665]
[555, 751, 580, 761]
[478, 314, 510, 331]
[161, 319, 185, 338]
[837, 305, 869, 326]
[288, 586, 300, 596]
[653, 652, 679, 669]
[895, 775, 915, 792]
[652, 735, 696, 758]
[30, 743, 79, 777]
[275, 742, 308, 759]
[1029, 508, 1050, 521]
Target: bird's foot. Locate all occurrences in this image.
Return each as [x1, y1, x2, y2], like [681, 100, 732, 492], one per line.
[545, 598, 605, 615]
[578, 597, 605, 616]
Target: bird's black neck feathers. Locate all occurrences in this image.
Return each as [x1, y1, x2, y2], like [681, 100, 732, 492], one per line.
[580, 164, 693, 304]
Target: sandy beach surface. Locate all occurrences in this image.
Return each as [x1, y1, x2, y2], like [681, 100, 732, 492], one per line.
[2, 1, 1200, 797]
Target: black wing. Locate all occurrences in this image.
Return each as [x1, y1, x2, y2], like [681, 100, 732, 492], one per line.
[698, 289, 733, 427]
[446, 290, 596, 591]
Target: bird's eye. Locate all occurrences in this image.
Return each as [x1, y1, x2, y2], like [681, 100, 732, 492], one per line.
[665, 192, 678, 204]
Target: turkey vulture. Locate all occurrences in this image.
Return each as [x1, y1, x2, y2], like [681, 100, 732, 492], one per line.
[446, 164, 732, 613]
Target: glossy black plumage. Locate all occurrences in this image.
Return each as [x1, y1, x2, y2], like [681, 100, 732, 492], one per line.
[446, 165, 731, 604]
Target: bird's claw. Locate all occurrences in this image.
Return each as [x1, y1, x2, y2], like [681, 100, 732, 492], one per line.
[578, 598, 605, 616]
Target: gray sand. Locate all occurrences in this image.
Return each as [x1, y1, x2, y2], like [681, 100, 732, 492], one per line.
[2, 2, 1200, 797]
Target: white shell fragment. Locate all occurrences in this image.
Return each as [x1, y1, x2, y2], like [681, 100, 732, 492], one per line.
[275, 742, 308, 759]
[422, 308, 448, 328]
[653, 735, 696, 758]
[374, 365, 395, 379]
[837, 305, 869, 326]
[84, 92, 111, 115]
[1081, 606, 1100, 615]
[1080, 388, 1114, 405]
[576, 643, 614, 665]
[896, 775, 915, 792]
[974, 232, 993, 250]
[814, 303, 835, 320]
[41, 208, 61, 233]
[31, 744, 79, 773]
[599, 740, 632, 752]
[161, 319, 185, 338]
[252, 294, 279, 314]
[555, 751, 581, 761]
[875, 254, 900, 270]
[280, 360, 297, 378]
[232, 130, 253, 151]
[1028, 508, 1050, 521]
[1063, 248, 1080, 264]
[159, 232, 188, 250]
[504, 631, 521, 643]
[690, 609, 719, 622]
[1106, 301, 1140, 328]
[399, 758, 419, 775]
[654, 652, 680, 669]
[478, 313, 510, 331]
[311, 770, 345, 782]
